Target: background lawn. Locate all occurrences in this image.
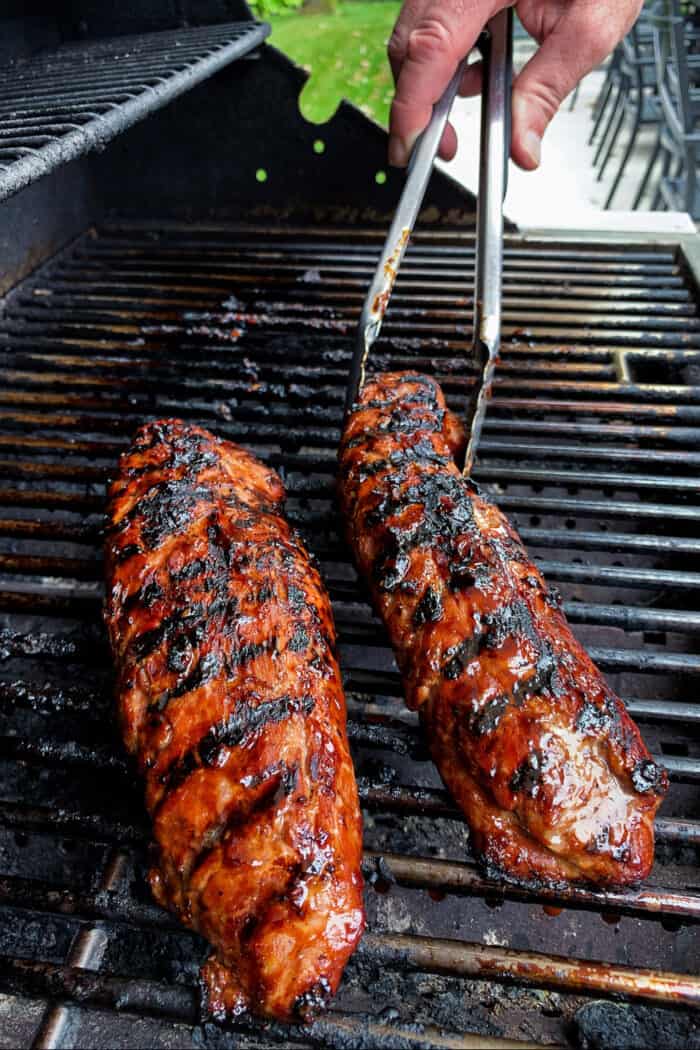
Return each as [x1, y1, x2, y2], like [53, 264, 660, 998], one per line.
[269, 1, 401, 127]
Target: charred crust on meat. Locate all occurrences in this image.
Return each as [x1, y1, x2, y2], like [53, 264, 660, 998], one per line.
[114, 542, 142, 563]
[510, 750, 547, 797]
[469, 695, 509, 736]
[631, 758, 667, 796]
[135, 480, 215, 549]
[378, 406, 445, 436]
[140, 580, 164, 607]
[478, 854, 572, 893]
[146, 647, 225, 711]
[443, 635, 484, 679]
[576, 695, 621, 736]
[414, 585, 444, 626]
[293, 977, 332, 1021]
[449, 564, 476, 591]
[281, 763, 300, 797]
[373, 550, 411, 592]
[167, 634, 193, 674]
[172, 649, 223, 700]
[171, 558, 207, 582]
[513, 642, 562, 702]
[163, 695, 316, 792]
[166, 438, 218, 475]
[256, 583, 275, 603]
[483, 599, 539, 651]
[587, 823, 611, 855]
[288, 624, 310, 652]
[287, 583, 306, 612]
[358, 457, 389, 481]
[545, 585, 563, 609]
[585, 824, 632, 862]
[131, 613, 181, 661]
[134, 592, 233, 669]
[367, 470, 477, 592]
[229, 637, 275, 668]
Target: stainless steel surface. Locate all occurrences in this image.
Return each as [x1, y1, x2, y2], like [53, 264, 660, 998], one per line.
[463, 8, 512, 475]
[344, 58, 468, 415]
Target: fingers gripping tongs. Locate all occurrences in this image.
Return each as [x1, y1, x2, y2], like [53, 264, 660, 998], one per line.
[344, 9, 513, 479]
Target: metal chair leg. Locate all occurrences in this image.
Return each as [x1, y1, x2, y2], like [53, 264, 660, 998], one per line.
[652, 146, 672, 210]
[604, 97, 642, 207]
[597, 94, 627, 180]
[591, 64, 612, 119]
[589, 76, 615, 146]
[633, 129, 661, 209]
[591, 55, 618, 124]
[593, 82, 623, 166]
[685, 145, 698, 219]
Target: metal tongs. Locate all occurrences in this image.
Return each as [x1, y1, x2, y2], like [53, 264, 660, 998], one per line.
[345, 9, 513, 476]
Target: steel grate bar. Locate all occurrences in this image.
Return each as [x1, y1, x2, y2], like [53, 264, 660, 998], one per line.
[0, 937, 698, 1018]
[0, 716, 695, 783]
[0, 22, 269, 202]
[0, 793, 695, 849]
[0, 957, 557, 1049]
[0, 808, 698, 924]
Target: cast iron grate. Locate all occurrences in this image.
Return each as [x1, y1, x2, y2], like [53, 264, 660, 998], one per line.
[0, 22, 269, 203]
[0, 221, 698, 1048]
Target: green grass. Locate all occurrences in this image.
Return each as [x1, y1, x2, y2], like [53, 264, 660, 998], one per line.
[269, 1, 400, 127]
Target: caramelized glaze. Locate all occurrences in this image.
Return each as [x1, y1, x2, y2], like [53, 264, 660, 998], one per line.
[105, 420, 364, 1021]
[339, 372, 667, 887]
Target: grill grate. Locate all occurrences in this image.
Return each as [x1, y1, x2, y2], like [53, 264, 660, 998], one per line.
[0, 222, 699, 1048]
[0, 22, 269, 203]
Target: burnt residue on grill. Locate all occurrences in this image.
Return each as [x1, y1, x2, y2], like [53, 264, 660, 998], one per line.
[0, 223, 699, 1048]
[574, 1001, 700, 1050]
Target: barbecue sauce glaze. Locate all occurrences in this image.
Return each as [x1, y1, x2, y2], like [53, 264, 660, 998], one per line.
[105, 420, 364, 1021]
[339, 372, 667, 887]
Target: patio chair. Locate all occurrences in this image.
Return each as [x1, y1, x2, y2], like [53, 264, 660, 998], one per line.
[647, 2, 700, 217]
[603, 21, 661, 206]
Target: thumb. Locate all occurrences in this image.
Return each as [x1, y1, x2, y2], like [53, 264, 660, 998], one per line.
[510, 29, 581, 170]
[510, 6, 622, 171]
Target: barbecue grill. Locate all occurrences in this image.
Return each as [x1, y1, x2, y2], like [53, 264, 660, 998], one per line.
[1, 3, 700, 1048]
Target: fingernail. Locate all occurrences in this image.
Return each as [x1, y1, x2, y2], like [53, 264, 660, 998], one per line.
[523, 128, 541, 169]
[388, 137, 408, 168]
[388, 131, 419, 169]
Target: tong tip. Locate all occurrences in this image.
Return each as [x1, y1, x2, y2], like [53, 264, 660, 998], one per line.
[463, 354, 497, 476]
[344, 324, 373, 418]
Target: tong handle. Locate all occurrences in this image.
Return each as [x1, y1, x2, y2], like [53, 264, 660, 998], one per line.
[378, 55, 468, 280]
[463, 7, 512, 475]
[474, 7, 511, 354]
[407, 55, 467, 179]
[344, 57, 468, 417]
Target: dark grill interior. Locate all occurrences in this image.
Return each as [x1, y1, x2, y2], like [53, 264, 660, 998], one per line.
[0, 21, 269, 202]
[0, 220, 699, 1048]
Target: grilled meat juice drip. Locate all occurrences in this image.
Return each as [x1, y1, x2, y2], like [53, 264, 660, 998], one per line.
[339, 372, 667, 887]
[105, 420, 364, 1021]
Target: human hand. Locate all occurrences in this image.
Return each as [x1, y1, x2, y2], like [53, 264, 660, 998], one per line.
[386, 0, 643, 170]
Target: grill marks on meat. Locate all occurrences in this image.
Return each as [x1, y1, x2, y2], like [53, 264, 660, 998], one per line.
[105, 420, 364, 1022]
[339, 372, 667, 888]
